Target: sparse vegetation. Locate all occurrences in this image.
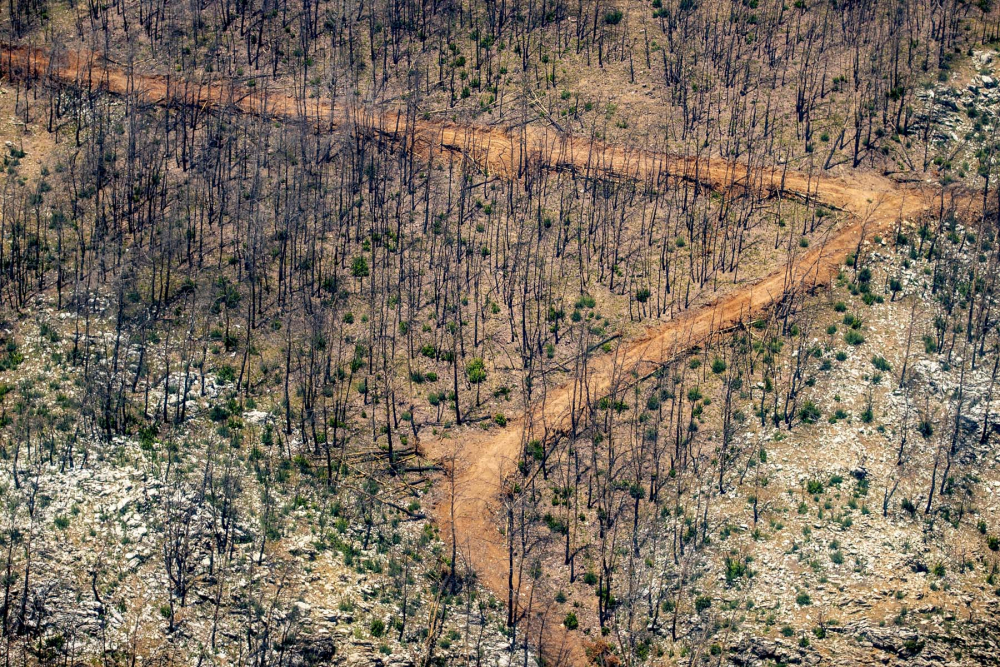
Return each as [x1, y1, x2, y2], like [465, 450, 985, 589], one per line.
[1, 1, 998, 665]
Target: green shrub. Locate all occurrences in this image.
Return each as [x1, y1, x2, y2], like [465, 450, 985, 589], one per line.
[216, 364, 237, 383]
[799, 401, 821, 424]
[871, 355, 892, 372]
[466, 357, 487, 384]
[209, 404, 230, 422]
[844, 330, 865, 346]
[725, 556, 748, 585]
[351, 256, 370, 278]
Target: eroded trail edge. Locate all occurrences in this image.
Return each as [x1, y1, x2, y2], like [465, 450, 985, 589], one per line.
[1, 43, 943, 667]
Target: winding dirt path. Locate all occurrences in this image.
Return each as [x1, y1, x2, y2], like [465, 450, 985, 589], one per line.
[1, 43, 945, 667]
[420, 174, 937, 666]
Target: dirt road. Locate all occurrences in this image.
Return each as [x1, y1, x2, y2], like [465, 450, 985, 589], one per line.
[0, 44, 904, 202]
[1, 43, 945, 667]
[419, 176, 936, 666]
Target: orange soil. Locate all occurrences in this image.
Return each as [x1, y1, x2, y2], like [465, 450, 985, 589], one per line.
[0, 43, 948, 667]
[421, 179, 936, 666]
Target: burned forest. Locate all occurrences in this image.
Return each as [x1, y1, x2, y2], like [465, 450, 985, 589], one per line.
[2, 0, 1000, 666]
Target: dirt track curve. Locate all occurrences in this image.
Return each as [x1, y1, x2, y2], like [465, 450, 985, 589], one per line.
[1, 43, 947, 667]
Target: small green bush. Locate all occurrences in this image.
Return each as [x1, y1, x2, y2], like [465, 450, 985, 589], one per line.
[799, 401, 821, 424]
[216, 364, 237, 383]
[351, 256, 370, 278]
[871, 355, 892, 372]
[844, 330, 865, 346]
